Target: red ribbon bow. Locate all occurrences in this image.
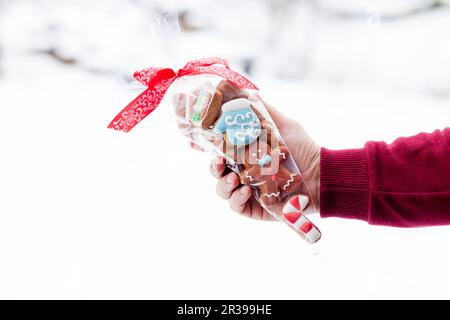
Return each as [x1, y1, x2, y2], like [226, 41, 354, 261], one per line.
[108, 57, 258, 132]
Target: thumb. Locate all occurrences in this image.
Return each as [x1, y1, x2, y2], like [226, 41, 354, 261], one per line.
[254, 94, 288, 128]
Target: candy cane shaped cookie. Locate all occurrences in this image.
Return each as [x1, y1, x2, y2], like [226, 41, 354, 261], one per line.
[282, 195, 321, 243]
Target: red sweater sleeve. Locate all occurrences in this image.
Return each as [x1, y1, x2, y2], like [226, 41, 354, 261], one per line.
[320, 128, 450, 227]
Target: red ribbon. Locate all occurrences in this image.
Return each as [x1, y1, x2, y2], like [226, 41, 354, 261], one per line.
[108, 57, 258, 132]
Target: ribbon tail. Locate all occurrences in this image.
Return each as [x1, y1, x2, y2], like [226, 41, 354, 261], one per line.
[107, 89, 152, 132]
[108, 69, 176, 132]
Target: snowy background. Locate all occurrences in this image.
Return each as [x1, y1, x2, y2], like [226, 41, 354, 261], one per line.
[0, 0, 449, 299]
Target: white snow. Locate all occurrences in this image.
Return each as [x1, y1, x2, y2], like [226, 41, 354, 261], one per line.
[0, 0, 449, 299]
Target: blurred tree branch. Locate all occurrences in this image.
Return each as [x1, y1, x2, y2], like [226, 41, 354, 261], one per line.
[319, 0, 449, 22]
[33, 48, 114, 75]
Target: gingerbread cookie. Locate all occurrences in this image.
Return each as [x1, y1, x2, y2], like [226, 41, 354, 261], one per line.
[239, 145, 303, 207]
[216, 80, 248, 102]
[200, 89, 222, 129]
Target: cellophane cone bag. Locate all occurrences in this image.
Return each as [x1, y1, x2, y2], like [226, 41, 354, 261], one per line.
[107, 13, 321, 243]
[170, 72, 321, 243]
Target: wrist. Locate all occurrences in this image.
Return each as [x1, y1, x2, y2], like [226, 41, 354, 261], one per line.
[310, 148, 321, 211]
[302, 145, 321, 212]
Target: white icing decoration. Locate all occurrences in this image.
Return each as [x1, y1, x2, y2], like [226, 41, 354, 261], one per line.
[194, 91, 209, 112]
[250, 181, 266, 187]
[224, 111, 260, 143]
[282, 173, 297, 190]
[244, 171, 254, 182]
[263, 192, 281, 198]
[234, 128, 260, 142]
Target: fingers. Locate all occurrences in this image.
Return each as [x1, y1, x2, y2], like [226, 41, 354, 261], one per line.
[210, 158, 250, 213]
[210, 157, 226, 178]
[216, 172, 240, 200]
[254, 94, 303, 136]
[229, 186, 252, 214]
[256, 96, 286, 128]
[210, 157, 276, 221]
[254, 93, 291, 125]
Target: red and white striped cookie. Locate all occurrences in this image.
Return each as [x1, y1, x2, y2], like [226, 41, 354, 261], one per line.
[283, 194, 309, 214]
[282, 195, 321, 243]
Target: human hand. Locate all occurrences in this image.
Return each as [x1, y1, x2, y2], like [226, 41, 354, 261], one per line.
[211, 98, 320, 220]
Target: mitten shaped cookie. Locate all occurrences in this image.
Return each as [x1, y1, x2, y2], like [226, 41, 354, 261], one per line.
[213, 98, 261, 148]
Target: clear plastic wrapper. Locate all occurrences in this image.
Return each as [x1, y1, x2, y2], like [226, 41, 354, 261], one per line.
[108, 14, 321, 243]
[171, 74, 321, 243]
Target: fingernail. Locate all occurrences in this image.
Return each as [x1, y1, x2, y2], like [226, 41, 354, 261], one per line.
[226, 174, 234, 184]
[240, 187, 249, 195]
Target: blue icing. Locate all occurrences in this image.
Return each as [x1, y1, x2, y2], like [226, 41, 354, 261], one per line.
[214, 108, 261, 146]
[257, 154, 272, 167]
